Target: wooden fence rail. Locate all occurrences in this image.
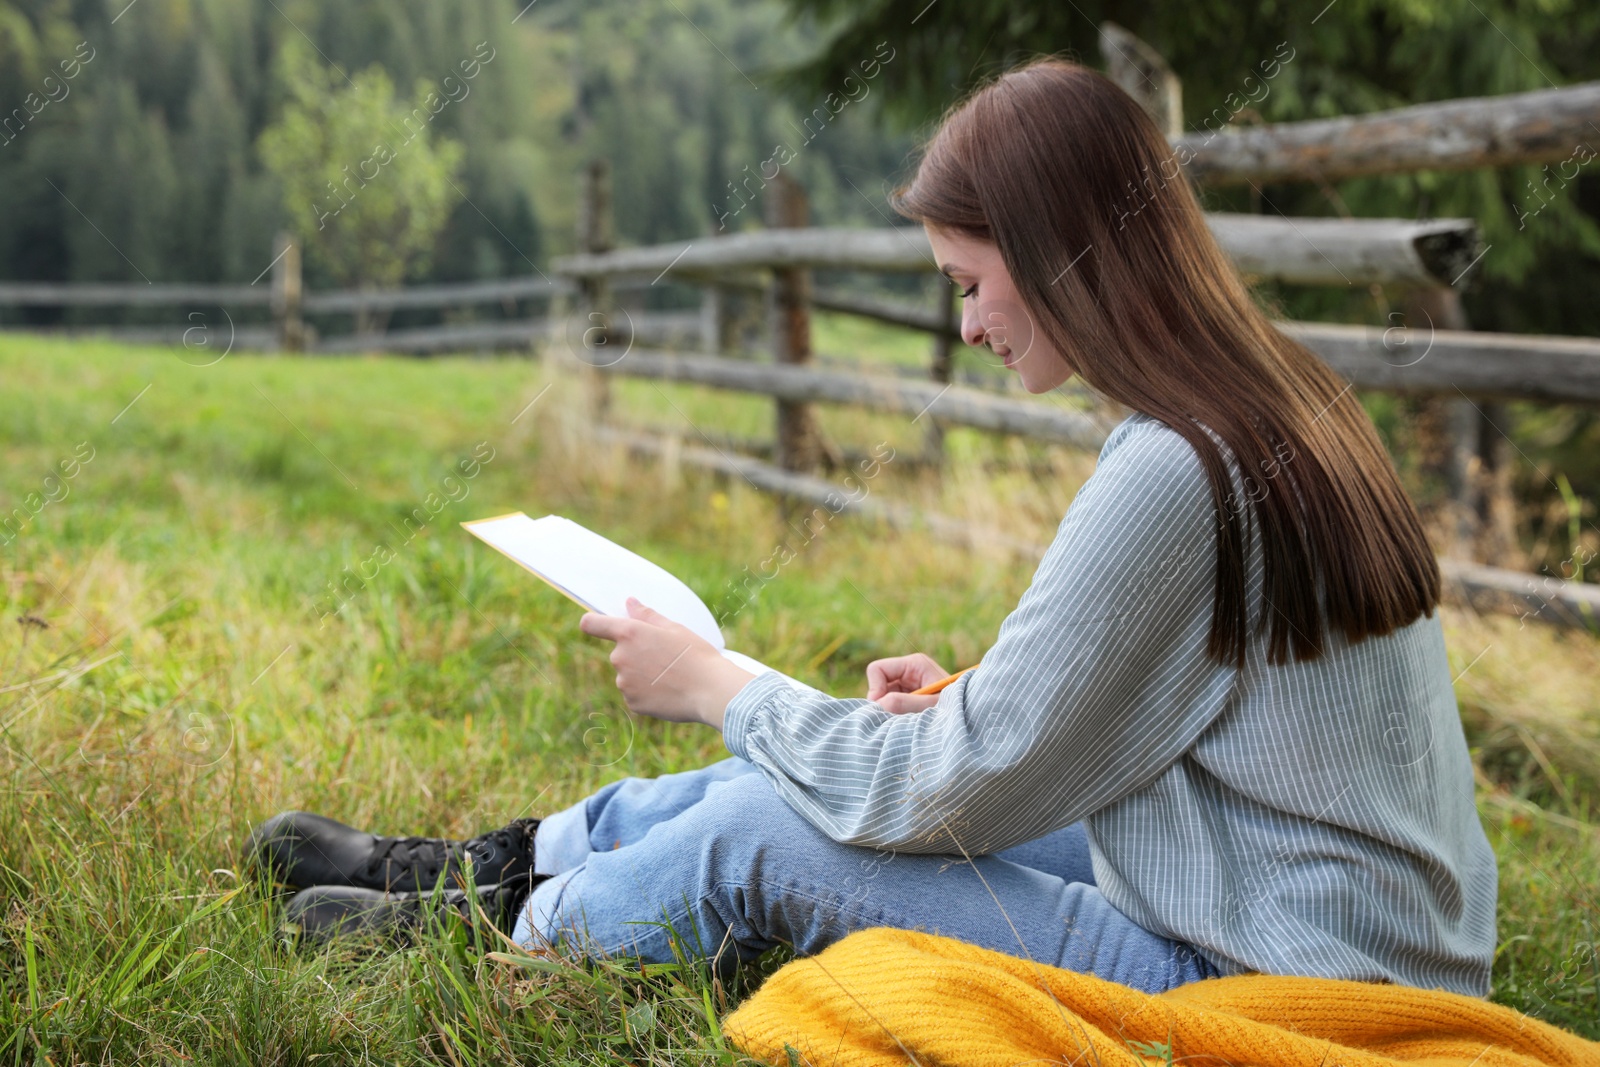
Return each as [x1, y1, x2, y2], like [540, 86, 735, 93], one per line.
[17, 310, 705, 356]
[1178, 80, 1600, 185]
[584, 348, 1118, 450]
[575, 322, 1600, 426]
[752, 288, 1600, 406]
[0, 283, 275, 306]
[554, 215, 1482, 289]
[1283, 322, 1600, 405]
[0, 276, 574, 312]
[302, 276, 571, 314]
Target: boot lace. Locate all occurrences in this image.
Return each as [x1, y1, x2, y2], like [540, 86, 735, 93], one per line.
[364, 835, 457, 880]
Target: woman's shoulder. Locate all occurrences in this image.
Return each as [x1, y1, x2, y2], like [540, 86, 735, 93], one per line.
[1094, 411, 1212, 489]
[1053, 412, 1219, 551]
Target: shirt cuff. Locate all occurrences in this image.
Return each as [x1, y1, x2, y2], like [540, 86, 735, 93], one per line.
[720, 669, 794, 761]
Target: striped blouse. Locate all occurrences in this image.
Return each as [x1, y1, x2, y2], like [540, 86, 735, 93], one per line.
[721, 412, 1498, 995]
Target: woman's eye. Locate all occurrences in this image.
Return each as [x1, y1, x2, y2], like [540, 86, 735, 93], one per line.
[960, 284, 978, 299]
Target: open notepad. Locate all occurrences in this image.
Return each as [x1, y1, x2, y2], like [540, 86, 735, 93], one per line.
[461, 512, 810, 691]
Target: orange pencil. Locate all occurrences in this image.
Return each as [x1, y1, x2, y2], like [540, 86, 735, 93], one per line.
[910, 665, 977, 695]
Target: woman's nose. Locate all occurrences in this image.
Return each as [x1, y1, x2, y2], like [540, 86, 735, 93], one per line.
[961, 302, 990, 348]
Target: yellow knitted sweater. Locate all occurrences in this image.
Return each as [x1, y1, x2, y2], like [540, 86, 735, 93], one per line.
[723, 928, 1599, 1067]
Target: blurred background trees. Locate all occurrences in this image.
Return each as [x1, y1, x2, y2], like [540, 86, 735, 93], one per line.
[0, 0, 918, 293]
[5, 0, 1594, 336]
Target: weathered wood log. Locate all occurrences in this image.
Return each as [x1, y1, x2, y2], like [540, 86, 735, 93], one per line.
[303, 276, 570, 314]
[813, 353, 1043, 396]
[622, 421, 1022, 473]
[0, 213, 1485, 316]
[572, 347, 1117, 450]
[557, 228, 934, 278]
[732, 288, 1600, 406]
[310, 312, 699, 355]
[1208, 214, 1481, 287]
[16, 311, 706, 356]
[0, 276, 573, 311]
[569, 322, 1600, 425]
[1282, 321, 1600, 404]
[0, 282, 274, 306]
[313, 319, 544, 354]
[1178, 81, 1600, 185]
[556, 216, 1480, 288]
[1440, 559, 1600, 632]
[17, 324, 278, 349]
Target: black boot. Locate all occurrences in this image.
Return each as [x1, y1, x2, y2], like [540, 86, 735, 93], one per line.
[281, 881, 532, 946]
[247, 811, 539, 896]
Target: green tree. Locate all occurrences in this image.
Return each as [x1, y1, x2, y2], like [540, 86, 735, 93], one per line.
[257, 43, 465, 309]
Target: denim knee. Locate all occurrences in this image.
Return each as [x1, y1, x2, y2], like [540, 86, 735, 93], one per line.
[695, 771, 790, 837]
[526, 771, 816, 968]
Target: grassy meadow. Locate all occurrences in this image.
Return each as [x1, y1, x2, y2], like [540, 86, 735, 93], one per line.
[2, 330, 1598, 1063]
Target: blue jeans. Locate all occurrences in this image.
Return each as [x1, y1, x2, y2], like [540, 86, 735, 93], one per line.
[512, 757, 1222, 993]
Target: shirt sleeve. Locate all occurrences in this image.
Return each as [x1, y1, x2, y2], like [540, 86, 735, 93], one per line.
[720, 417, 1238, 855]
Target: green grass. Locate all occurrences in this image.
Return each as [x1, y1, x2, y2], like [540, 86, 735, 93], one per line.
[1, 335, 1597, 1063]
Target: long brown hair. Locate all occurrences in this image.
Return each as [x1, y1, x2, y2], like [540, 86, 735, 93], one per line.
[890, 56, 1439, 667]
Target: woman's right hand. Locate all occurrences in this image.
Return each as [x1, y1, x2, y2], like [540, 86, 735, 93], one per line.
[866, 653, 949, 714]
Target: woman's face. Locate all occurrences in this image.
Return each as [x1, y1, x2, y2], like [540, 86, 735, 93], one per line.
[924, 223, 1075, 394]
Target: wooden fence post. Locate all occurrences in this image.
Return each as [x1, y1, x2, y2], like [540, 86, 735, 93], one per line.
[701, 281, 744, 357]
[577, 159, 616, 419]
[1473, 400, 1518, 565]
[699, 222, 740, 357]
[1099, 23, 1183, 139]
[765, 174, 823, 473]
[1400, 286, 1513, 562]
[700, 284, 725, 354]
[270, 231, 304, 353]
[924, 276, 958, 463]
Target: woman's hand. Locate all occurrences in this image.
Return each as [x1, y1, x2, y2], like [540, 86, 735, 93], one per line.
[866, 652, 948, 715]
[578, 597, 756, 731]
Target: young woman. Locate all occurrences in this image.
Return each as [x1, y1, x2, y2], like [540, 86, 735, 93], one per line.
[251, 56, 1498, 997]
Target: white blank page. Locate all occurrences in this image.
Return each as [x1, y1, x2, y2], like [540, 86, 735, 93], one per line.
[462, 513, 725, 648]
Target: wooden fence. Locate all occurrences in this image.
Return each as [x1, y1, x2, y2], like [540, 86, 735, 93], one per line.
[2, 25, 1598, 632]
[547, 206, 1600, 633]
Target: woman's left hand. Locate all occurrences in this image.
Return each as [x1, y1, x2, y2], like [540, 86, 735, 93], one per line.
[578, 597, 756, 730]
